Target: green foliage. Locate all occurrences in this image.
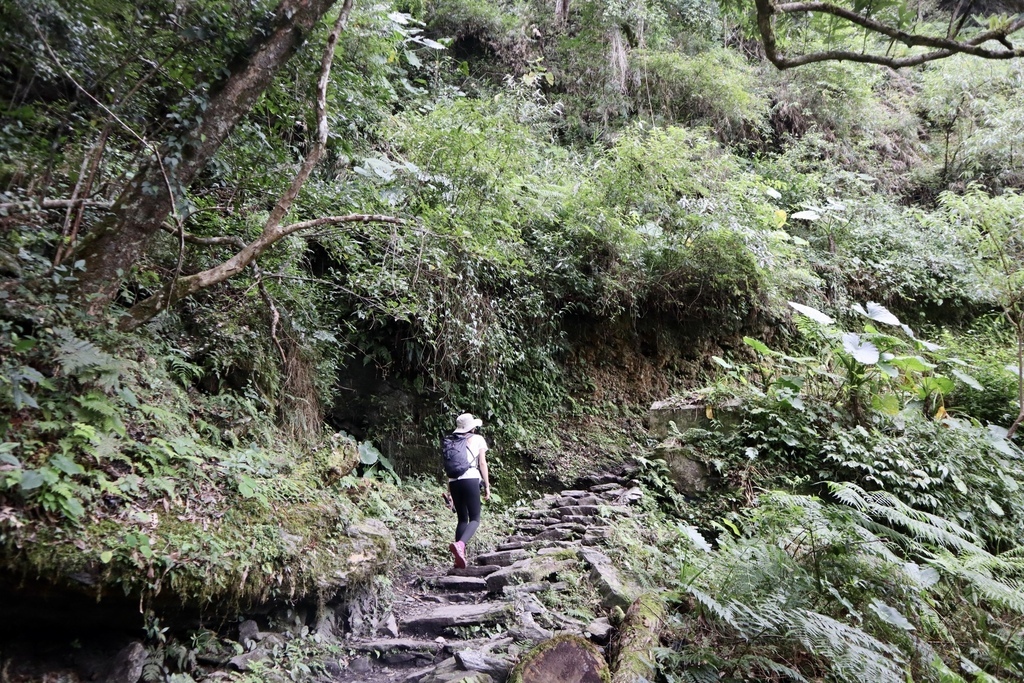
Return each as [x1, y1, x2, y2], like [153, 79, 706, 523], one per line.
[631, 47, 767, 136]
[916, 57, 1024, 187]
[665, 489, 1024, 682]
[692, 300, 1024, 546]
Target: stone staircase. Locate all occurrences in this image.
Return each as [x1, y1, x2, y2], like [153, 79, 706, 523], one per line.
[331, 473, 644, 682]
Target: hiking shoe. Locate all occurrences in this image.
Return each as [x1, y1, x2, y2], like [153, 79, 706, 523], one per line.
[449, 541, 467, 569]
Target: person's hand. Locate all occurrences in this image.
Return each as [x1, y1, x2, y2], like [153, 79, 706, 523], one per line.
[483, 484, 491, 501]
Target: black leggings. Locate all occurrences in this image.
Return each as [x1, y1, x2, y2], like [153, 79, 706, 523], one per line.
[449, 478, 482, 544]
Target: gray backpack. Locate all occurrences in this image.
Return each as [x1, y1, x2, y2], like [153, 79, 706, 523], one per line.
[441, 432, 475, 478]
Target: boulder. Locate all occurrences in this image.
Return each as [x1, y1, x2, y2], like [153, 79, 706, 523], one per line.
[105, 642, 147, 683]
[589, 562, 633, 610]
[648, 398, 743, 439]
[237, 619, 259, 649]
[508, 635, 610, 683]
[653, 440, 710, 495]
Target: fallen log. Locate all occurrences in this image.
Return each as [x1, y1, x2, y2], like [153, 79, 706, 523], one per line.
[610, 593, 667, 683]
[508, 633, 610, 683]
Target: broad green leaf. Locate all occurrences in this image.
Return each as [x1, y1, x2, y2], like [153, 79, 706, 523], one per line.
[985, 496, 1005, 516]
[842, 333, 879, 364]
[891, 356, 935, 373]
[869, 599, 915, 631]
[743, 337, 773, 356]
[50, 454, 85, 476]
[711, 356, 733, 369]
[950, 370, 984, 390]
[100, 551, 113, 563]
[775, 375, 805, 391]
[358, 441, 381, 465]
[19, 469, 44, 491]
[11, 385, 38, 409]
[788, 301, 834, 325]
[237, 474, 258, 499]
[871, 394, 901, 415]
[63, 497, 85, 518]
[877, 362, 898, 378]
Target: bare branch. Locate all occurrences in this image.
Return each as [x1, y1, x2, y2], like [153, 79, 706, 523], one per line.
[0, 198, 114, 213]
[158, 223, 247, 250]
[755, 0, 1024, 69]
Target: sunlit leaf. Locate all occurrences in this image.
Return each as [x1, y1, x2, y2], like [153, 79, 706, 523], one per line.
[842, 333, 879, 364]
[869, 599, 915, 631]
[863, 302, 902, 326]
[680, 524, 712, 553]
[788, 301, 834, 325]
[359, 441, 382, 465]
[790, 210, 820, 220]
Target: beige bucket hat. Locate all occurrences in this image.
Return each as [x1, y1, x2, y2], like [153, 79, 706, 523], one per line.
[454, 413, 483, 433]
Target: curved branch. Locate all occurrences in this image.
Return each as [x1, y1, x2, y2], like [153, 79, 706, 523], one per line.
[119, 1, 363, 331]
[755, 0, 1024, 69]
[121, 214, 404, 330]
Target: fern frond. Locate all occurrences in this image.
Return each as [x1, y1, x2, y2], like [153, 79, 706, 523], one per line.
[735, 654, 810, 683]
[789, 609, 905, 683]
[830, 481, 984, 553]
[689, 587, 738, 631]
[54, 327, 113, 374]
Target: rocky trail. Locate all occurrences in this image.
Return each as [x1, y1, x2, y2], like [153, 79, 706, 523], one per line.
[327, 473, 645, 683]
[0, 473, 648, 683]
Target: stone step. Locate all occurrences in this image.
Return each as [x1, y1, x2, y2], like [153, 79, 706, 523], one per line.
[496, 540, 526, 551]
[533, 527, 573, 542]
[348, 638, 446, 654]
[475, 548, 528, 567]
[448, 565, 500, 577]
[589, 482, 624, 493]
[502, 581, 568, 596]
[399, 601, 510, 636]
[556, 494, 600, 507]
[433, 576, 488, 592]
[485, 558, 571, 592]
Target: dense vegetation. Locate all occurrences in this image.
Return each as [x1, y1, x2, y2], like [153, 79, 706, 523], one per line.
[2, 0, 1024, 680]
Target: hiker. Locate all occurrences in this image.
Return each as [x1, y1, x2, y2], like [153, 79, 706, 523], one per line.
[442, 412, 491, 569]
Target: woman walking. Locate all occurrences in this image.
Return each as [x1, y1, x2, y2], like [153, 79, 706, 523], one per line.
[444, 413, 491, 568]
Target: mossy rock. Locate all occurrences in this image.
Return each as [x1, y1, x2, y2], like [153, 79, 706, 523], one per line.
[509, 634, 611, 683]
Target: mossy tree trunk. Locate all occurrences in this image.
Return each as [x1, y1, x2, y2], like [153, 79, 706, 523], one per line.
[74, 0, 342, 313]
[610, 593, 666, 683]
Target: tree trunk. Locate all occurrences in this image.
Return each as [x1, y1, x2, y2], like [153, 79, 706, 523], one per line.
[74, 0, 341, 312]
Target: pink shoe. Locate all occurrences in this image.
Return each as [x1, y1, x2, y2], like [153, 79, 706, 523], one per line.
[449, 541, 467, 569]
